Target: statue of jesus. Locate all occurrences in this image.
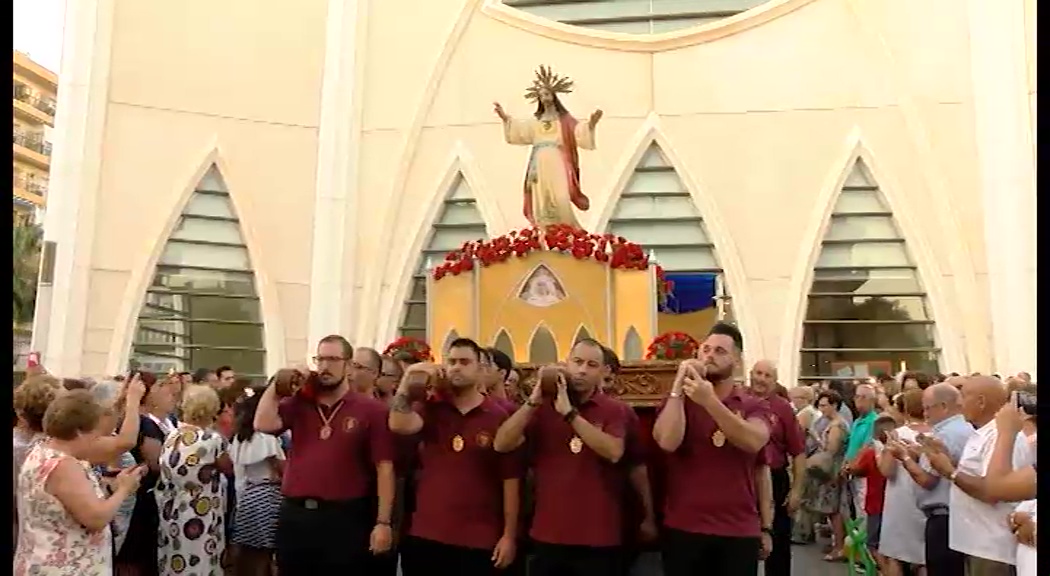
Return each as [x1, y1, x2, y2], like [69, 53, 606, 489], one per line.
[494, 66, 603, 228]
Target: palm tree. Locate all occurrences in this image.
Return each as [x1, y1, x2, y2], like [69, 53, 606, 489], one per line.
[13, 223, 42, 326]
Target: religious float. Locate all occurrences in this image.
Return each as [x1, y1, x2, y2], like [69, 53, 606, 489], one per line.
[411, 66, 724, 407]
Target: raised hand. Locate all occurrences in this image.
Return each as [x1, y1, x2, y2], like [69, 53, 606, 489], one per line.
[681, 367, 715, 406]
[493, 102, 508, 122]
[589, 108, 603, 127]
[125, 373, 146, 406]
[554, 375, 573, 416]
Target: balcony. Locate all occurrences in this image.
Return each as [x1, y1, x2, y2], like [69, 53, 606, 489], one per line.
[13, 173, 47, 206]
[12, 82, 56, 124]
[13, 129, 52, 169]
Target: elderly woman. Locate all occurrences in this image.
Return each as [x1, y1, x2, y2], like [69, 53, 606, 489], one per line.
[155, 385, 233, 576]
[90, 379, 142, 555]
[115, 371, 180, 576]
[13, 375, 62, 549]
[14, 390, 146, 575]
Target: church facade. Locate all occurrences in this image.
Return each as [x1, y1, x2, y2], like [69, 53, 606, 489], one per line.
[34, 0, 1036, 382]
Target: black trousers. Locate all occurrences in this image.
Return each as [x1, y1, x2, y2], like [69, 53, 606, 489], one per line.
[765, 466, 793, 576]
[401, 535, 495, 576]
[661, 527, 761, 576]
[276, 496, 378, 574]
[530, 541, 622, 576]
[924, 513, 965, 576]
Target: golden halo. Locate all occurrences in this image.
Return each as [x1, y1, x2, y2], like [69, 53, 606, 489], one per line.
[525, 65, 574, 102]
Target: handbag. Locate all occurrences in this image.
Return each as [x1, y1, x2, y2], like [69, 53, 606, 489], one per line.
[806, 450, 836, 481]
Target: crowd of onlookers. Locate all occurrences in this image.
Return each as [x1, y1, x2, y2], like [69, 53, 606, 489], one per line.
[12, 358, 1037, 576]
[12, 364, 280, 575]
[784, 371, 1037, 576]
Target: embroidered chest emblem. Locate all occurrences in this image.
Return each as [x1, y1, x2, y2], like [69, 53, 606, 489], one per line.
[343, 416, 358, 432]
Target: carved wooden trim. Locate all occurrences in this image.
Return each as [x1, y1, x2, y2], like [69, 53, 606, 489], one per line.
[518, 360, 679, 407]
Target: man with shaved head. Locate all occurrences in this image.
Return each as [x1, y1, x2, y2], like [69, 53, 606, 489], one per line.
[349, 347, 383, 397]
[921, 376, 1033, 575]
[887, 383, 973, 576]
[747, 361, 805, 576]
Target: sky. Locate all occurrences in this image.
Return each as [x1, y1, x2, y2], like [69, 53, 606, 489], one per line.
[13, 0, 66, 74]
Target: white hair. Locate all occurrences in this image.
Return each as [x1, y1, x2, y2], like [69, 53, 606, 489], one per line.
[90, 379, 123, 408]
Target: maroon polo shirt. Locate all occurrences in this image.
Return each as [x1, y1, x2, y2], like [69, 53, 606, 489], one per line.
[620, 403, 647, 541]
[758, 393, 805, 470]
[660, 389, 771, 538]
[278, 392, 396, 501]
[528, 392, 630, 548]
[491, 395, 520, 415]
[620, 403, 645, 469]
[409, 397, 522, 550]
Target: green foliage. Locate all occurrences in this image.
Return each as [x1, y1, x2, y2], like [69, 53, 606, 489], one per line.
[13, 224, 42, 325]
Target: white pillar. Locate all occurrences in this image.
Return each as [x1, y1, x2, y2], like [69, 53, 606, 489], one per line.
[307, 0, 367, 354]
[966, 0, 1038, 378]
[33, 0, 115, 376]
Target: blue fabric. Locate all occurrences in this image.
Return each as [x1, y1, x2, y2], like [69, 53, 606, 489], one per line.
[661, 273, 718, 314]
[915, 414, 975, 509]
[845, 410, 877, 460]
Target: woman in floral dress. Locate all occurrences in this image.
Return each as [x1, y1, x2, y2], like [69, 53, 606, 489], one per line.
[155, 385, 233, 575]
[15, 390, 144, 575]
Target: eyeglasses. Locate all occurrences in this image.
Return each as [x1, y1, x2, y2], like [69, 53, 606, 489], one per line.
[349, 362, 378, 373]
[379, 372, 401, 379]
[313, 356, 347, 365]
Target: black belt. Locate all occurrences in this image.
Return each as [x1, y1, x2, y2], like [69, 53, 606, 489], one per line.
[922, 505, 949, 518]
[283, 496, 364, 511]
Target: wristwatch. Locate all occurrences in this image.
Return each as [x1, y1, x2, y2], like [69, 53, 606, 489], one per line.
[761, 526, 773, 536]
[563, 408, 580, 423]
[669, 391, 682, 399]
[949, 469, 960, 483]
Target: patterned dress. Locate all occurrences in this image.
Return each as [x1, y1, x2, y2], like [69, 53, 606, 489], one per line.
[14, 444, 113, 575]
[155, 426, 228, 576]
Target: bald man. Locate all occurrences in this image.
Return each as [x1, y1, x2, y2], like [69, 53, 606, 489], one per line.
[921, 376, 1032, 575]
[747, 361, 805, 576]
[888, 383, 972, 576]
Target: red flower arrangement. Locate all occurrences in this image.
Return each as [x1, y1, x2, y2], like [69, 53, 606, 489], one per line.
[432, 224, 674, 296]
[645, 331, 700, 360]
[383, 336, 434, 363]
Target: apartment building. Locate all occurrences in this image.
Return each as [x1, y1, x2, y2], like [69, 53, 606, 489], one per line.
[13, 50, 57, 226]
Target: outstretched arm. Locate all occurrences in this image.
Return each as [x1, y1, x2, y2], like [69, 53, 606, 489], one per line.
[495, 102, 533, 146]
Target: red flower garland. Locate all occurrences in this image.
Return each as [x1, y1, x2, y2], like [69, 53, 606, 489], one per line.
[432, 224, 674, 296]
[645, 331, 700, 360]
[383, 336, 434, 363]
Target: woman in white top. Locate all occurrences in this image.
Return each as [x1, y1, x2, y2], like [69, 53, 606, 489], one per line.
[14, 390, 145, 576]
[230, 386, 285, 576]
[876, 390, 930, 576]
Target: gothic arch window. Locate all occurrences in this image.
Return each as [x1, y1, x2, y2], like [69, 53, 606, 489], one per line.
[492, 329, 515, 360]
[606, 142, 732, 322]
[131, 166, 266, 380]
[799, 161, 940, 383]
[441, 329, 461, 355]
[623, 327, 643, 361]
[399, 174, 488, 341]
[502, 0, 769, 35]
[529, 326, 559, 364]
[572, 325, 593, 345]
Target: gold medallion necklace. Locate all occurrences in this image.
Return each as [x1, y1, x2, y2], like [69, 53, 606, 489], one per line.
[317, 400, 345, 440]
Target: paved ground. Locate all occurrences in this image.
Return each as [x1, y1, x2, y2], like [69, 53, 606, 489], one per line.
[391, 542, 846, 575]
[628, 544, 845, 576]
